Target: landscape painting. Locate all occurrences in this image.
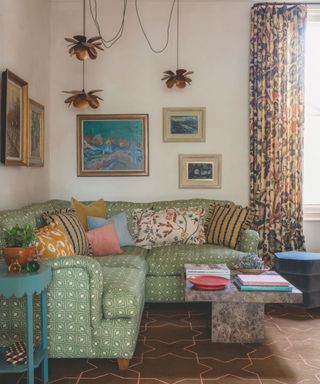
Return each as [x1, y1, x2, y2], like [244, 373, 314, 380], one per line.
[170, 115, 198, 134]
[179, 154, 221, 189]
[77, 114, 149, 177]
[1, 70, 28, 166]
[188, 162, 213, 180]
[163, 107, 206, 142]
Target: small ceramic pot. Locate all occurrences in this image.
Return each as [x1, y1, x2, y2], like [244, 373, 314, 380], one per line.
[2, 246, 35, 267]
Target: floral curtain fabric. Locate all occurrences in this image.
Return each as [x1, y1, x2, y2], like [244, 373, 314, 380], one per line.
[249, 4, 307, 262]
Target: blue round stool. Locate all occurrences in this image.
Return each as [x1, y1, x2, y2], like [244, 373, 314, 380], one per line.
[275, 251, 320, 308]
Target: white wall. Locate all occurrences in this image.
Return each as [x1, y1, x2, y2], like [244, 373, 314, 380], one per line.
[0, 0, 51, 210]
[49, 0, 252, 205]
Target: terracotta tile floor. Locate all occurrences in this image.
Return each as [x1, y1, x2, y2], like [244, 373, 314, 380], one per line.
[1, 303, 320, 384]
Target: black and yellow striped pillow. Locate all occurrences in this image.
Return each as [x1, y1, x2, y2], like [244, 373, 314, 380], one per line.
[205, 204, 254, 249]
[42, 208, 91, 256]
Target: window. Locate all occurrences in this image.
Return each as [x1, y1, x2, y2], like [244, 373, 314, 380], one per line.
[303, 9, 320, 220]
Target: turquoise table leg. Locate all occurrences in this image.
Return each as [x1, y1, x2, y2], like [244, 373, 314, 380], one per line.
[40, 290, 48, 383]
[26, 294, 34, 384]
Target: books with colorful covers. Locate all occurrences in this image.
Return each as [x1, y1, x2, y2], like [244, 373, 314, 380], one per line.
[185, 264, 230, 280]
[237, 274, 289, 286]
[234, 277, 293, 292]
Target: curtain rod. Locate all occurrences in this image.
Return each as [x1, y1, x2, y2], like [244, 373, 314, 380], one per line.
[254, 2, 320, 5]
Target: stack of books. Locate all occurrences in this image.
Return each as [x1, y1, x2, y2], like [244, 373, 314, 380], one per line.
[234, 273, 292, 292]
[185, 264, 230, 280]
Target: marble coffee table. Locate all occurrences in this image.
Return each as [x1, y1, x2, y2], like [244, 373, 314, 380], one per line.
[185, 278, 302, 343]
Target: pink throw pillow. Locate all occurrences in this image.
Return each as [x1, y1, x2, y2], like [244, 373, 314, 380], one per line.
[86, 223, 123, 256]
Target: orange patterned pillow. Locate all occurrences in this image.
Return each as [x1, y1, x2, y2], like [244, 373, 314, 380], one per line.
[36, 222, 75, 259]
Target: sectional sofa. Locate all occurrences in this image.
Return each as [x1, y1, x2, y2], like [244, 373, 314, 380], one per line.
[0, 198, 259, 369]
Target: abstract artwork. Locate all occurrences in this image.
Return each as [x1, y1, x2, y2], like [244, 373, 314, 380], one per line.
[28, 99, 44, 167]
[163, 107, 206, 142]
[179, 154, 221, 189]
[1, 70, 29, 166]
[77, 114, 149, 176]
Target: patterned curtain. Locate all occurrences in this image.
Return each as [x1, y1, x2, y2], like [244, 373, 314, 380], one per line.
[249, 4, 307, 263]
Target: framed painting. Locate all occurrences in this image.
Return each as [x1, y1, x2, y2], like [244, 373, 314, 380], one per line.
[77, 114, 149, 177]
[163, 107, 206, 142]
[179, 154, 221, 189]
[1, 70, 29, 165]
[28, 99, 44, 167]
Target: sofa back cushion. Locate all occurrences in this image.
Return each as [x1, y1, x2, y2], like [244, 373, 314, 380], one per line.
[0, 201, 59, 248]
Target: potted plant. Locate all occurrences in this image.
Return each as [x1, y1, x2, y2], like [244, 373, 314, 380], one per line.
[235, 253, 269, 274]
[2, 224, 36, 267]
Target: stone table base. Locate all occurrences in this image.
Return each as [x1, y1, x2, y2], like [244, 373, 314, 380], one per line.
[211, 302, 264, 343]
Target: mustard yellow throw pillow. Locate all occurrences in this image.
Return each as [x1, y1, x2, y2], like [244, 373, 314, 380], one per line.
[36, 222, 75, 259]
[71, 197, 107, 231]
[205, 204, 254, 250]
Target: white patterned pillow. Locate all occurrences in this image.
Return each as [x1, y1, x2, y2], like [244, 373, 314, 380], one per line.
[133, 207, 205, 248]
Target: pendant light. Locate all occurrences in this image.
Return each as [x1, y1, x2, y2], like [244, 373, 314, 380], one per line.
[162, 0, 193, 88]
[63, 62, 103, 109]
[63, 0, 103, 109]
[65, 0, 103, 60]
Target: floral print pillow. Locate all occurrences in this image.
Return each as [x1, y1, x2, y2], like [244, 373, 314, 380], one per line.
[133, 207, 205, 248]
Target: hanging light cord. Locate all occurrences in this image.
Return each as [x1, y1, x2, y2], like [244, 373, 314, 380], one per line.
[82, 61, 85, 91]
[89, 0, 127, 48]
[176, 0, 179, 68]
[135, 0, 176, 54]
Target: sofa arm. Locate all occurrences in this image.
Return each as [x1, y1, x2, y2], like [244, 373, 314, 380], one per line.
[238, 229, 260, 253]
[42, 256, 103, 329]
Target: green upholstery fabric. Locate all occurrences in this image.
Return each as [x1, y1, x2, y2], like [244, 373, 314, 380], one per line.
[145, 276, 185, 302]
[0, 198, 260, 361]
[238, 229, 261, 253]
[102, 267, 145, 319]
[0, 201, 58, 248]
[95, 251, 147, 273]
[147, 244, 245, 277]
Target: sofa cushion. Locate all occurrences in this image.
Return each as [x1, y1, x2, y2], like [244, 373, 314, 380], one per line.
[151, 199, 234, 221]
[147, 244, 246, 277]
[43, 208, 91, 256]
[71, 197, 107, 231]
[95, 248, 148, 273]
[88, 213, 135, 247]
[36, 222, 75, 258]
[102, 267, 145, 319]
[205, 204, 254, 250]
[133, 207, 205, 248]
[86, 223, 123, 256]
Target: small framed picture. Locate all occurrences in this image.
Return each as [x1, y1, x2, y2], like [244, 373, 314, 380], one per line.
[1, 70, 29, 166]
[179, 154, 221, 189]
[163, 107, 206, 142]
[28, 99, 45, 167]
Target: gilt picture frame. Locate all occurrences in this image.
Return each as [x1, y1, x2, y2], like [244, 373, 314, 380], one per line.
[1, 70, 29, 165]
[28, 99, 44, 167]
[77, 114, 149, 177]
[163, 107, 206, 142]
[179, 154, 221, 189]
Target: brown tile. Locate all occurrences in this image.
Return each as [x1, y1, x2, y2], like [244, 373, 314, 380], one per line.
[245, 355, 320, 384]
[186, 340, 255, 361]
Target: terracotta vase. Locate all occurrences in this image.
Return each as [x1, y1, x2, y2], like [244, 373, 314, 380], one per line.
[2, 246, 35, 267]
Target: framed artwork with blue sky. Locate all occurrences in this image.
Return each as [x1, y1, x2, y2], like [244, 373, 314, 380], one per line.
[77, 114, 149, 177]
[163, 107, 206, 142]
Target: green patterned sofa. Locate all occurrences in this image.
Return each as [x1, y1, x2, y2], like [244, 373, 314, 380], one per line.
[0, 198, 259, 369]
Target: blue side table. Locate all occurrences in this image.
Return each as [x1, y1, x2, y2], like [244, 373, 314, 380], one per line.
[0, 264, 52, 384]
